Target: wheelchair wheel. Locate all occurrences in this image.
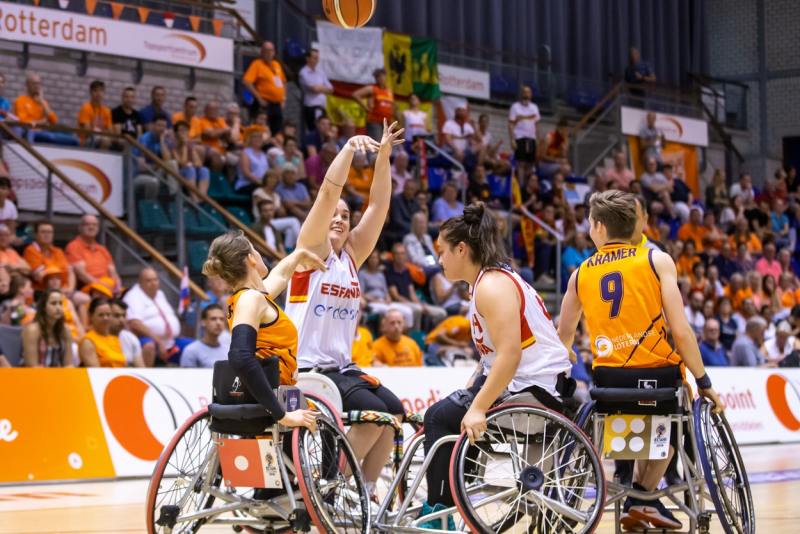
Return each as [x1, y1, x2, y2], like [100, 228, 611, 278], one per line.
[694, 399, 755, 534]
[304, 392, 345, 430]
[293, 416, 371, 534]
[449, 404, 605, 534]
[146, 408, 219, 534]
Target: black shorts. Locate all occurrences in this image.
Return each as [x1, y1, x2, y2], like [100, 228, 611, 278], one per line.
[313, 368, 405, 415]
[514, 137, 537, 163]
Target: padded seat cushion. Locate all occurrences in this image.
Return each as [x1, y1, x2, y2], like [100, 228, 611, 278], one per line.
[591, 365, 683, 415]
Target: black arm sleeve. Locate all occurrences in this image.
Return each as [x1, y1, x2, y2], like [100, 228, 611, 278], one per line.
[228, 324, 286, 420]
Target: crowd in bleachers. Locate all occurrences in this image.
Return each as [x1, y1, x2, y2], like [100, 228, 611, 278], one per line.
[0, 42, 799, 375]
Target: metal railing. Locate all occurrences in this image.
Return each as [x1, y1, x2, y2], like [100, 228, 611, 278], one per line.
[520, 208, 563, 315]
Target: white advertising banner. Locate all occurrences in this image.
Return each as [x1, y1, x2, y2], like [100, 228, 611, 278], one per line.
[0, 3, 233, 72]
[621, 106, 709, 147]
[6, 143, 124, 217]
[438, 64, 491, 100]
[315, 21, 384, 84]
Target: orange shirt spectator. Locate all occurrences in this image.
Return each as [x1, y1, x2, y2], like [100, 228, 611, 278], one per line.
[173, 112, 203, 139]
[351, 326, 375, 367]
[243, 53, 286, 104]
[24, 243, 70, 291]
[677, 223, 708, 252]
[724, 286, 753, 313]
[199, 116, 227, 152]
[729, 233, 762, 254]
[373, 335, 422, 367]
[65, 236, 115, 283]
[15, 94, 56, 125]
[426, 316, 471, 344]
[676, 254, 700, 278]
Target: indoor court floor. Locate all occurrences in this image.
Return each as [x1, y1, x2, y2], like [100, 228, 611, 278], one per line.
[1, 443, 798, 534]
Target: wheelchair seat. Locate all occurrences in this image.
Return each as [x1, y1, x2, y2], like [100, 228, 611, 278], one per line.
[591, 365, 685, 415]
[209, 359, 279, 435]
[207, 403, 270, 420]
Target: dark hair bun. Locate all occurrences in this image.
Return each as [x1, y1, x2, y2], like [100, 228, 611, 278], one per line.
[463, 202, 487, 226]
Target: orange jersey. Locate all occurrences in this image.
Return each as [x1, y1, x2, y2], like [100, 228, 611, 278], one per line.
[724, 286, 753, 312]
[227, 288, 298, 385]
[81, 330, 126, 368]
[367, 85, 394, 124]
[576, 243, 682, 371]
[426, 315, 471, 344]
[351, 326, 375, 368]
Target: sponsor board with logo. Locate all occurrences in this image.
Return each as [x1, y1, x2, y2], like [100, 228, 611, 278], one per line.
[1, 367, 799, 483]
[621, 106, 708, 147]
[0, 4, 232, 72]
[6, 143, 124, 217]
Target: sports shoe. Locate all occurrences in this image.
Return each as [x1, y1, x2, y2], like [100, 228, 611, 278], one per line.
[629, 498, 683, 530]
[620, 496, 650, 532]
[419, 502, 456, 531]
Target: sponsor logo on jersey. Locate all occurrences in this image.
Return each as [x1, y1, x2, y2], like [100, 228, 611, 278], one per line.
[595, 335, 613, 357]
[320, 282, 361, 299]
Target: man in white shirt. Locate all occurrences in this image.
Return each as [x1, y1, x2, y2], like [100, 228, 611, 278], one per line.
[685, 290, 705, 339]
[442, 106, 477, 169]
[508, 86, 541, 183]
[123, 268, 190, 366]
[181, 304, 231, 368]
[109, 299, 145, 367]
[297, 49, 333, 131]
[729, 173, 755, 207]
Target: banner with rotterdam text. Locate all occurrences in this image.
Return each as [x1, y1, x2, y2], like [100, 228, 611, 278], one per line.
[2, 367, 800, 483]
[0, 3, 233, 72]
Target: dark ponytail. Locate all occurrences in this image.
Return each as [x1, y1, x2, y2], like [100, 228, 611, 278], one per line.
[440, 202, 508, 268]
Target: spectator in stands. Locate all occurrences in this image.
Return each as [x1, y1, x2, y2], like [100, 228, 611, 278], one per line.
[385, 243, 447, 330]
[358, 249, 414, 327]
[251, 199, 286, 257]
[537, 117, 570, 179]
[731, 316, 769, 366]
[172, 120, 210, 200]
[372, 309, 422, 367]
[77, 80, 112, 149]
[762, 320, 798, 366]
[172, 97, 202, 141]
[0, 274, 34, 326]
[23, 219, 74, 293]
[778, 248, 799, 280]
[278, 136, 307, 178]
[386, 179, 420, 243]
[140, 86, 171, 131]
[771, 198, 792, 250]
[599, 151, 635, 191]
[22, 288, 74, 367]
[337, 119, 356, 148]
[0, 73, 9, 119]
[404, 212, 438, 270]
[305, 116, 332, 158]
[678, 206, 707, 251]
[625, 46, 657, 86]
[224, 103, 244, 156]
[298, 48, 332, 131]
[132, 114, 173, 198]
[640, 156, 670, 205]
[431, 181, 465, 226]
[748, 271, 765, 309]
[756, 241, 782, 280]
[305, 141, 337, 191]
[65, 215, 120, 291]
[706, 264, 726, 299]
[474, 114, 510, 176]
[0, 178, 20, 245]
[391, 150, 412, 194]
[111, 87, 142, 139]
[275, 164, 311, 220]
[402, 93, 430, 143]
[14, 73, 79, 146]
[508, 86, 541, 184]
[424, 315, 473, 366]
[181, 304, 230, 368]
[252, 180, 301, 250]
[353, 68, 397, 142]
[123, 268, 190, 366]
[665, 165, 693, 223]
[639, 112, 665, 165]
[699, 318, 729, 366]
[734, 297, 758, 335]
[561, 232, 593, 290]
[242, 41, 286, 133]
[108, 299, 145, 368]
[352, 311, 376, 368]
[199, 102, 231, 173]
[685, 290, 705, 339]
[235, 128, 269, 196]
[712, 241, 739, 284]
[706, 169, 731, 217]
[716, 297, 738, 353]
[430, 268, 469, 316]
[199, 275, 232, 314]
[442, 106, 477, 168]
[730, 173, 755, 206]
[79, 298, 126, 368]
[342, 151, 372, 212]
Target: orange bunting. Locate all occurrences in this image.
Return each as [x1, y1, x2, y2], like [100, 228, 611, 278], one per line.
[137, 7, 150, 23]
[85, 0, 96, 15]
[111, 3, 125, 20]
[189, 15, 201, 32]
[33, 0, 40, 5]
[212, 19, 224, 36]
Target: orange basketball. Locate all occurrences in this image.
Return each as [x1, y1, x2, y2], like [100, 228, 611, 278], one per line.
[322, 0, 376, 29]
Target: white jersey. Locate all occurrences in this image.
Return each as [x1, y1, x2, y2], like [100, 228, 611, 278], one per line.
[285, 249, 360, 369]
[470, 266, 571, 394]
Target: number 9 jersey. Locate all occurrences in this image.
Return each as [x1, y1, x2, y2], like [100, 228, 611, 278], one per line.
[576, 242, 681, 370]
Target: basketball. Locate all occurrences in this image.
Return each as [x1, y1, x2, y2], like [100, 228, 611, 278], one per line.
[322, 0, 376, 29]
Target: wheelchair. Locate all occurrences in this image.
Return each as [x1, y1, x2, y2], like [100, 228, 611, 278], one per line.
[146, 359, 372, 534]
[577, 365, 755, 534]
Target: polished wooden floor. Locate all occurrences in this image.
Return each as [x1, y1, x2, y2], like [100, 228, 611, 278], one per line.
[1, 444, 798, 533]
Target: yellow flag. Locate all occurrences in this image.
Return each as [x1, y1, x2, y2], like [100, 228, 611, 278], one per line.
[383, 32, 413, 97]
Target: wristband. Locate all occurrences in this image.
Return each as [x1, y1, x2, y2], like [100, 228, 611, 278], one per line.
[696, 373, 712, 390]
[344, 141, 357, 153]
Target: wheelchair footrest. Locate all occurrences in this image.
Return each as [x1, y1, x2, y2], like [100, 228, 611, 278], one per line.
[290, 507, 310, 533]
[155, 505, 180, 530]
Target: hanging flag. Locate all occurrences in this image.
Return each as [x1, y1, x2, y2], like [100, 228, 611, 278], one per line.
[178, 267, 190, 316]
[163, 12, 175, 28]
[189, 16, 201, 32]
[511, 174, 535, 269]
[85, 0, 96, 15]
[383, 32, 440, 100]
[212, 19, 224, 36]
[58, 0, 69, 9]
[137, 7, 150, 23]
[111, 2, 124, 20]
[33, 0, 40, 5]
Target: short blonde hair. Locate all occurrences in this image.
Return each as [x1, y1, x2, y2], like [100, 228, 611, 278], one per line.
[588, 190, 637, 240]
[202, 230, 251, 288]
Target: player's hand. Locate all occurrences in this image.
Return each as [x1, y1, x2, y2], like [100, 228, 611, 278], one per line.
[380, 119, 405, 153]
[699, 387, 724, 414]
[461, 407, 487, 446]
[348, 135, 379, 153]
[279, 409, 320, 432]
[294, 249, 328, 272]
[566, 345, 578, 364]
